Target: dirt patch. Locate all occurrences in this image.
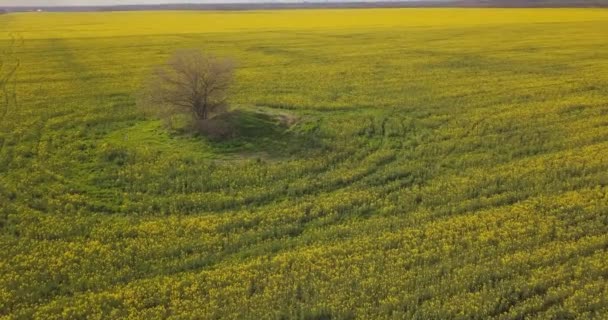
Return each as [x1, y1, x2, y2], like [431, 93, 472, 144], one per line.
[277, 113, 299, 128]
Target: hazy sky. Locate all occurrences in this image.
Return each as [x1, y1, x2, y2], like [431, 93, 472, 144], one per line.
[1, 0, 424, 6]
[1, 0, 425, 7]
[0, 0, 298, 6]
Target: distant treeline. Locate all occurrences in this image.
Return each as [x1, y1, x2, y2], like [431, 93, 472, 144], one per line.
[461, 0, 608, 7]
[2, 0, 608, 12]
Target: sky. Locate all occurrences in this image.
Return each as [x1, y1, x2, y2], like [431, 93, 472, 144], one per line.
[1, 0, 361, 6]
[1, 0, 287, 6]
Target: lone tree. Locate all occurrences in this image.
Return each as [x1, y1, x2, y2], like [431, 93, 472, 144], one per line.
[140, 49, 234, 125]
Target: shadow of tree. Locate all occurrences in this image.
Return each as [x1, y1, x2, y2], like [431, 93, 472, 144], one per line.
[200, 109, 326, 158]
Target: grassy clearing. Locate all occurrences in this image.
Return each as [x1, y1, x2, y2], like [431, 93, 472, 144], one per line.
[0, 8, 607, 319]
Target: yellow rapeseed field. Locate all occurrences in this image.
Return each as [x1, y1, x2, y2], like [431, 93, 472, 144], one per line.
[0, 8, 607, 319]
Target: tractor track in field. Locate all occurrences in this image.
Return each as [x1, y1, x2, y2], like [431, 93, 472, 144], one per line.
[26, 39, 108, 200]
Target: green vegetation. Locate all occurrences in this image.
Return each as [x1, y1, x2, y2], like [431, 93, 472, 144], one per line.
[1, 8, 608, 319]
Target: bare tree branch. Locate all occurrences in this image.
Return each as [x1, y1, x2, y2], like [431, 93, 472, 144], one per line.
[138, 49, 234, 127]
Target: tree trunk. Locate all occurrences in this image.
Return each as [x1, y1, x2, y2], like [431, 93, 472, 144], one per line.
[202, 105, 208, 120]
